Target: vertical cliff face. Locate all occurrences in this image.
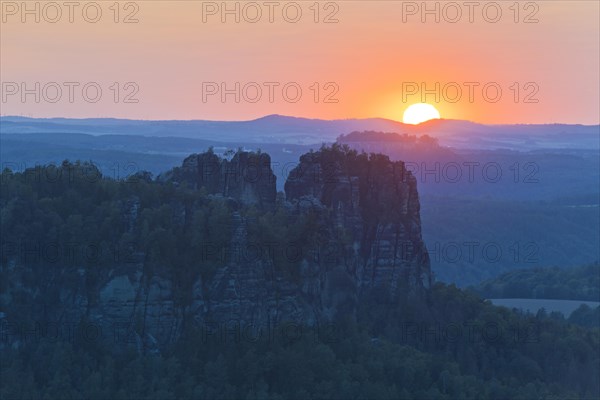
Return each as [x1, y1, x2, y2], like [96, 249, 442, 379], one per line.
[284, 147, 431, 293]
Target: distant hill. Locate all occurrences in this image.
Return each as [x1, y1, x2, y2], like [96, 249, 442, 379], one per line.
[337, 130, 439, 145]
[2, 115, 598, 150]
[487, 298, 600, 318]
[473, 264, 600, 301]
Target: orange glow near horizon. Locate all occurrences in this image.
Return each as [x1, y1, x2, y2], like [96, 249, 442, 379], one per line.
[0, 1, 598, 124]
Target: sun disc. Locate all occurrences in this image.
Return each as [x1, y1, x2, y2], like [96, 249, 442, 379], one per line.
[403, 103, 441, 125]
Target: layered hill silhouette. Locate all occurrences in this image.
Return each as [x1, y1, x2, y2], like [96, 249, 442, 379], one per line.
[2, 114, 598, 150]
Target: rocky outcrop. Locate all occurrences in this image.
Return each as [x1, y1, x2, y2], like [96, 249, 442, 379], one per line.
[165, 151, 277, 209]
[285, 147, 431, 293]
[1, 148, 430, 353]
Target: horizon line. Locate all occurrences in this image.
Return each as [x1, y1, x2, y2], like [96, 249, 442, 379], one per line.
[1, 114, 599, 127]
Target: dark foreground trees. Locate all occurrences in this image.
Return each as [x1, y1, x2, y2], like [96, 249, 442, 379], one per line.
[1, 161, 598, 399]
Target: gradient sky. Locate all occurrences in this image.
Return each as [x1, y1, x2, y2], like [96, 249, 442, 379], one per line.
[1, 1, 599, 124]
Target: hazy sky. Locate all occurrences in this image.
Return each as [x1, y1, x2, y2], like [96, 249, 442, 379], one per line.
[1, 1, 599, 124]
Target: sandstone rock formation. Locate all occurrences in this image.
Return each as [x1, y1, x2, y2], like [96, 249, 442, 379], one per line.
[285, 146, 431, 292]
[165, 150, 277, 209]
[1, 148, 430, 353]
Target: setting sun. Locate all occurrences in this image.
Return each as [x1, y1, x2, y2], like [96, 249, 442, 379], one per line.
[403, 103, 441, 125]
